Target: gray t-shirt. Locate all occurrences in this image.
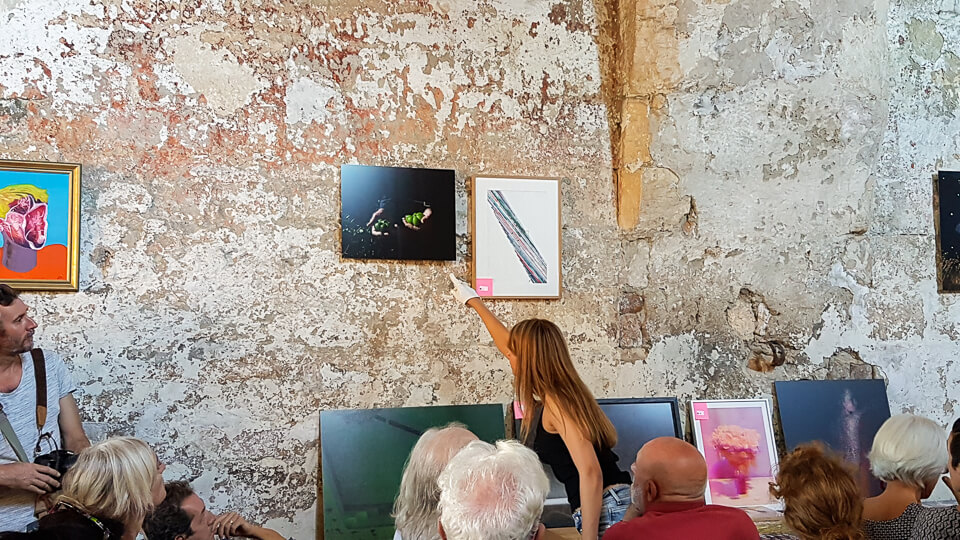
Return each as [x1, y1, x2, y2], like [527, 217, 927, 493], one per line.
[0, 350, 76, 532]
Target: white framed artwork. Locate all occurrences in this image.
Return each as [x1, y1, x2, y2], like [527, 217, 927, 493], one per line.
[690, 399, 779, 507]
[471, 175, 561, 299]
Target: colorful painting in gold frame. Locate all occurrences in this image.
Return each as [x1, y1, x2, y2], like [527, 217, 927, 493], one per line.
[0, 160, 80, 291]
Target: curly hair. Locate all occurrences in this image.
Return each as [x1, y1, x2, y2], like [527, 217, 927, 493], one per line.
[770, 444, 865, 540]
[143, 481, 195, 540]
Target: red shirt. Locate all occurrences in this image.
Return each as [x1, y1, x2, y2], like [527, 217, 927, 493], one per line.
[602, 500, 761, 540]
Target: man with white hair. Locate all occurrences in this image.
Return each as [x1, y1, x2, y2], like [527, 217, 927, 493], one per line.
[437, 439, 549, 540]
[393, 423, 479, 540]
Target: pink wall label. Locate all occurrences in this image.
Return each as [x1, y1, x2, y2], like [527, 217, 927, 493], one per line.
[476, 278, 493, 296]
[513, 400, 524, 419]
[692, 402, 710, 421]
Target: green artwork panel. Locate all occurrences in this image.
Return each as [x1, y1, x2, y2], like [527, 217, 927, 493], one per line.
[320, 404, 506, 540]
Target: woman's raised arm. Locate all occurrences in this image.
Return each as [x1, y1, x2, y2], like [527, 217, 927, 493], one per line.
[449, 274, 515, 372]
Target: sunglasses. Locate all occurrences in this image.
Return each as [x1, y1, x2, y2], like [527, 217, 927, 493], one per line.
[54, 501, 112, 540]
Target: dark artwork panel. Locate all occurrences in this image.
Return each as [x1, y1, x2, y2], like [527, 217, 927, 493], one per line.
[935, 171, 960, 292]
[320, 404, 506, 540]
[775, 379, 891, 497]
[340, 164, 456, 261]
[514, 398, 682, 528]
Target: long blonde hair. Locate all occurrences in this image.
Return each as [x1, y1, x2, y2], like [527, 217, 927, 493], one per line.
[57, 437, 158, 527]
[510, 319, 617, 448]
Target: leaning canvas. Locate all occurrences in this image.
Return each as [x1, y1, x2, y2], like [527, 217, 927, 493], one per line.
[471, 175, 561, 299]
[775, 379, 891, 496]
[319, 404, 506, 540]
[691, 399, 779, 507]
[934, 170, 960, 292]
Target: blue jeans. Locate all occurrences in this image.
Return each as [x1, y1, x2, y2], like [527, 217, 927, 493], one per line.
[572, 484, 631, 538]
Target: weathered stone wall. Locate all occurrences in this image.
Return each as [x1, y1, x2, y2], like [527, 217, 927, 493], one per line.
[1, 0, 959, 537]
[0, 1, 617, 537]
[621, 0, 960, 421]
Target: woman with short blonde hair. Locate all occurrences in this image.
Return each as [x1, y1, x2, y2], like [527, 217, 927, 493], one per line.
[9, 437, 167, 540]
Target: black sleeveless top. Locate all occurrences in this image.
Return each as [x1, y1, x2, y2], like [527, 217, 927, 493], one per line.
[528, 406, 631, 511]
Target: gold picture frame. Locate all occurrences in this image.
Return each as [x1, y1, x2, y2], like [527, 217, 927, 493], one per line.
[0, 159, 81, 291]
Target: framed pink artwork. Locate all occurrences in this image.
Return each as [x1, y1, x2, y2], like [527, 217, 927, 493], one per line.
[691, 399, 779, 507]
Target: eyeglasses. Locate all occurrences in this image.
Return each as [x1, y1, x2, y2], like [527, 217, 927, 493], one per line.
[55, 501, 111, 540]
[35, 431, 58, 454]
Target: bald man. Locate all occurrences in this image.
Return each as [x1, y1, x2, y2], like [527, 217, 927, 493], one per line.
[603, 437, 760, 540]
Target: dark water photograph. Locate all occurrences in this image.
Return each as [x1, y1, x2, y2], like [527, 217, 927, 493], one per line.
[340, 164, 456, 261]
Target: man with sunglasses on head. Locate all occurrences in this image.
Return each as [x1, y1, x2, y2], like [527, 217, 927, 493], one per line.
[0, 284, 89, 531]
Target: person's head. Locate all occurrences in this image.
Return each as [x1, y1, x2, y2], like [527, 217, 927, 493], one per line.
[770, 444, 865, 540]
[393, 423, 479, 540]
[437, 439, 548, 540]
[0, 284, 36, 355]
[947, 419, 960, 500]
[144, 481, 216, 540]
[508, 318, 616, 449]
[58, 437, 166, 531]
[869, 413, 947, 497]
[629, 437, 707, 516]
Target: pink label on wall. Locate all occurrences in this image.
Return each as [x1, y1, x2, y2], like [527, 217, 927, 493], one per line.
[513, 400, 524, 419]
[476, 278, 493, 296]
[693, 402, 710, 421]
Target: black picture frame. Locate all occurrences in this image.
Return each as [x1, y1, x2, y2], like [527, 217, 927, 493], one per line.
[340, 164, 456, 261]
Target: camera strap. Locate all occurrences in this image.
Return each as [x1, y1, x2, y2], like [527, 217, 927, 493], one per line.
[31, 349, 47, 432]
[0, 349, 47, 463]
[0, 403, 28, 462]
[0, 349, 48, 463]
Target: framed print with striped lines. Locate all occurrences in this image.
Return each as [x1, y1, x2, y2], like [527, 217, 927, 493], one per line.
[471, 175, 561, 299]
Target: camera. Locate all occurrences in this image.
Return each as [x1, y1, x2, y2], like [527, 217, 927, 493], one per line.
[34, 449, 78, 477]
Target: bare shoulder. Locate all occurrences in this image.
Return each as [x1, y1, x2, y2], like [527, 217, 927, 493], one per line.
[540, 395, 564, 434]
[541, 396, 590, 441]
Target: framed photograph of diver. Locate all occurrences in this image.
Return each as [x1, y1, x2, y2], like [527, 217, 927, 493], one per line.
[775, 379, 890, 496]
[690, 399, 779, 507]
[934, 170, 960, 292]
[340, 164, 456, 261]
[471, 175, 561, 299]
[0, 160, 81, 291]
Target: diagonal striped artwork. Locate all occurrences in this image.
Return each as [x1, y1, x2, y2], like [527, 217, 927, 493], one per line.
[487, 190, 548, 283]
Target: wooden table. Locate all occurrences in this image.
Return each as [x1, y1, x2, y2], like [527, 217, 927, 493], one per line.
[543, 528, 581, 540]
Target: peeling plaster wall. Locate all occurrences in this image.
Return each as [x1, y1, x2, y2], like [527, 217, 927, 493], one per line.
[0, 1, 615, 537]
[629, 0, 960, 449]
[2, 0, 960, 537]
